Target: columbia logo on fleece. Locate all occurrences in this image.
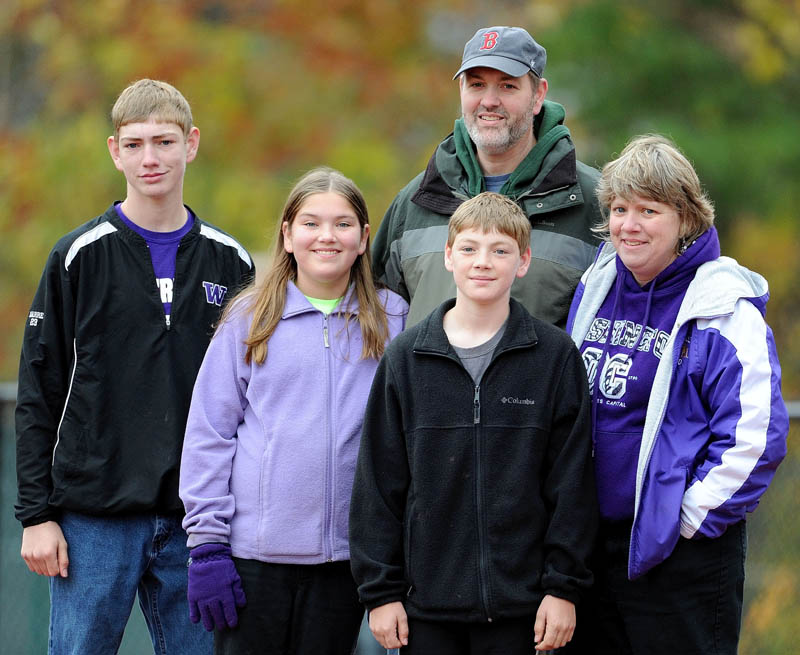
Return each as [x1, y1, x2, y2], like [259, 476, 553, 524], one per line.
[501, 397, 535, 406]
[202, 281, 228, 306]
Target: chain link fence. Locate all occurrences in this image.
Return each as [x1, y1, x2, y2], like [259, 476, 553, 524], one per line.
[2, 385, 797, 653]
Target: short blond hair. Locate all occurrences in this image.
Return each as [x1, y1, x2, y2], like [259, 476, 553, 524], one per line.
[447, 192, 530, 253]
[111, 79, 193, 139]
[595, 134, 714, 249]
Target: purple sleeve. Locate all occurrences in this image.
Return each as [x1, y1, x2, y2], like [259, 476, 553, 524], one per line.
[566, 278, 585, 336]
[180, 310, 250, 547]
[679, 299, 788, 539]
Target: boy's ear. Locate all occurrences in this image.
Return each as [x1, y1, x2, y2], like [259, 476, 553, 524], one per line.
[516, 246, 532, 278]
[185, 126, 200, 163]
[107, 135, 124, 172]
[444, 243, 454, 272]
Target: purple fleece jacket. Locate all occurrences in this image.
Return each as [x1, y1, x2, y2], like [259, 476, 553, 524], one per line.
[180, 281, 407, 564]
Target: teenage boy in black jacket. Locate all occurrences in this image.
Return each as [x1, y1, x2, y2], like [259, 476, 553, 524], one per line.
[350, 192, 597, 653]
[15, 79, 254, 654]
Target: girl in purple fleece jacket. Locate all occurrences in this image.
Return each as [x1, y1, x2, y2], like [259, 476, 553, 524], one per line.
[179, 167, 407, 655]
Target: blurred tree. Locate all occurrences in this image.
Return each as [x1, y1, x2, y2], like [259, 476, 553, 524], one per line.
[0, 1, 798, 651]
[1, 0, 798, 395]
[538, 0, 800, 396]
[739, 422, 800, 653]
[0, 0, 455, 378]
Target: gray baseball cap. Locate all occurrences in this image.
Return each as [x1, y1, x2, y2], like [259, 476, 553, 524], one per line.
[453, 26, 546, 80]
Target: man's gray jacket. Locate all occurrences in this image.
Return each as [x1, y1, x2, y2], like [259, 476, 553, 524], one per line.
[372, 100, 602, 328]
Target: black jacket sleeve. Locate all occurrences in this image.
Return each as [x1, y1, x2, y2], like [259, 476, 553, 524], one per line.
[540, 344, 598, 602]
[15, 246, 75, 527]
[349, 351, 411, 610]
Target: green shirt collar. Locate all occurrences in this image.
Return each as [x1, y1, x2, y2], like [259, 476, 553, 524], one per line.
[453, 99, 571, 197]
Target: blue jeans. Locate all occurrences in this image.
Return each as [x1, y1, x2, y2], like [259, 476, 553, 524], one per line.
[49, 511, 211, 655]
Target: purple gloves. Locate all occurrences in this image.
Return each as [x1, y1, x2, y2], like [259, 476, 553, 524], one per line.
[187, 543, 247, 631]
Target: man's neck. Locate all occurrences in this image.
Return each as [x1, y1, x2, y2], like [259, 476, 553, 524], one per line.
[476, 130, 536, 177]
[120, 194, 188, 232]
[443, 294, 511, 348]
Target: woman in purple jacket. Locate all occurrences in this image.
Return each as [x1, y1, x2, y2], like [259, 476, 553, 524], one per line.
[179, 167, 407, 655]
[566, 135, 787, 655]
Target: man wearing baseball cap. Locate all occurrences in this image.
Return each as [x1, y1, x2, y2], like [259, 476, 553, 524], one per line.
[371, 26, 602, 329]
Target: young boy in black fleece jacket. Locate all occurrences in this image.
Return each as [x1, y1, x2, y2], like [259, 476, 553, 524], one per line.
[349, 192, 598, 653]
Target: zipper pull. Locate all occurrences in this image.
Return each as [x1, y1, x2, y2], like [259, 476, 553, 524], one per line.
[678, 338, 689, 364]
[323, 315, 330, 348]
[473, 386, 480, 424]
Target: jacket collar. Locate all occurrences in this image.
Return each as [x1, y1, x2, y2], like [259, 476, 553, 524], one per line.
[282, 280, 360, 319]
[572, 229, 768, 341]
[410, 100, 578, 215]
[104, 202, 203, 244]
[413, 297, 539, 356]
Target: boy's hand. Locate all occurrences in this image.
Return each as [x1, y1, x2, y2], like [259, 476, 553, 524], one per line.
[369, 601, 409, 648]
[534, 594, 575, 651]
[21, 521, 69, 578]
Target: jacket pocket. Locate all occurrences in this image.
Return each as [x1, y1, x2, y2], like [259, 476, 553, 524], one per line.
[51, 425, 89, 492]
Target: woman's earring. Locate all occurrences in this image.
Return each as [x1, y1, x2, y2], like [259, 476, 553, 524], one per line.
[678, 237, 689, 254]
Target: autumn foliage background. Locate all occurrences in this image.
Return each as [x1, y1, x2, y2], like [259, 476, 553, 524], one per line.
[1, 0, 799, 651]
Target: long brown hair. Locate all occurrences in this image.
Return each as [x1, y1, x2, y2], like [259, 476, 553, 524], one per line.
[221, 167, 390, 365]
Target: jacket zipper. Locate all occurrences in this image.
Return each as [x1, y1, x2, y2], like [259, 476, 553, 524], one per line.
[516, 183, 571, 201]
[156, 237, 174, 331]
[629, 324, 686, 572]
[323, 313, 334, 561]
[413, 345, 532, 621]
[468, 345, 533, 621]
[473, 384, 492, 621]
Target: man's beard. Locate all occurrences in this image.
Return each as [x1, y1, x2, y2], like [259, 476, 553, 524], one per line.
[464, 100, 536, 155]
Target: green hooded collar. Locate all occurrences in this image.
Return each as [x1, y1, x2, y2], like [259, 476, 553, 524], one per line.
[453, 99, 571, 197]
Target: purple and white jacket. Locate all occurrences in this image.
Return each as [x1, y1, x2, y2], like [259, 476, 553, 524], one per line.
[567, 229, 787, 579]
[180, 281, 407, 564]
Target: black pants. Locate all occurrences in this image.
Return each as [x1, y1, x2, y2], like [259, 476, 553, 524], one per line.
[567, 520, 746, 655]
[214, 558, 363, 655]
[403, 614, 538, 654]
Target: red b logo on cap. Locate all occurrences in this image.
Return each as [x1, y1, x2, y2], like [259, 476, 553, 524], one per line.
[480, 31, 499, 50]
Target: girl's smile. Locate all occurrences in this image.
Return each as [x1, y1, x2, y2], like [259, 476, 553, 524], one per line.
[282, 192, 369, 299]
